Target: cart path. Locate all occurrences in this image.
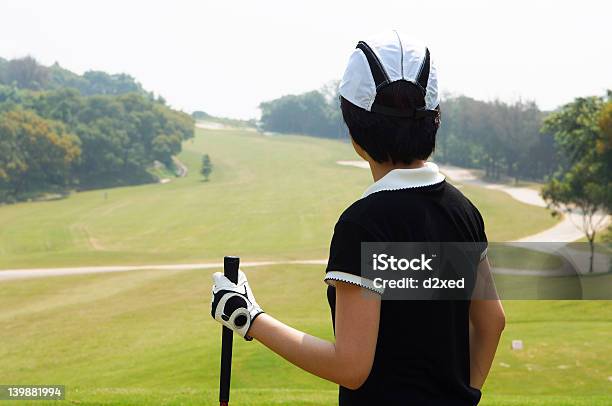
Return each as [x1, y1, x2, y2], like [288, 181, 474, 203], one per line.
[0, 258, 590, 282]
[172, 156, 188, 177]
[0, 260, 328, 281]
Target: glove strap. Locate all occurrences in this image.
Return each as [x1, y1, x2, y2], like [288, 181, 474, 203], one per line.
[244, 311, 264, 341]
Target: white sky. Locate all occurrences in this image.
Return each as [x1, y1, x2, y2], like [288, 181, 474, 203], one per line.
[1, 0, 610, 119]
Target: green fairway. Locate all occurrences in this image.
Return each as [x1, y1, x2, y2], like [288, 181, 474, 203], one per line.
[2, 127, 595, 406]
[0, 266, 609, 405]
[0, 128, 558, 269]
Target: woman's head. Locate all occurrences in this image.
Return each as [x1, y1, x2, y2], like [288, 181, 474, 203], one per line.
[337, 31, 440, 165]
[340, 81, 440, 165]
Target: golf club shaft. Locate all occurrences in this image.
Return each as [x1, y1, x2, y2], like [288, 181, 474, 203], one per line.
[219, 256, 240, 405]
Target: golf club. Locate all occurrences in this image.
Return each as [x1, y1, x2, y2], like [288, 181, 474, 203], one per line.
[219, 256, 240, 406]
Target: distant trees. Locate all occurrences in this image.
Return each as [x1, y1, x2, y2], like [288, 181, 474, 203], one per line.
[2, 56, 49, 90]
[79, 71, 145, 96]
[258, 87, 557, 182]
[0, 56, 151, 98]
[598, 94, 612, 162]
[200, 154, 213, 181]
[542, 95, 611, 271]
[0, 109, 80, 198]
[0, 57, 194, 202]
[192, 111, 210, 120]
[259, 88, 344, 138]
[435, 96, 554, 182]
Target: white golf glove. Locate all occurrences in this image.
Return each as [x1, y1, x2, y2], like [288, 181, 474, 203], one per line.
[211, 270, 264, 341]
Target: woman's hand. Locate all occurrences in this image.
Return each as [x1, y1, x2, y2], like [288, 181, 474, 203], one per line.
[210, 270, 264, 340]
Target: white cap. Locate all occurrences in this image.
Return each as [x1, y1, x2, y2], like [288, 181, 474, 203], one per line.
[339, 30, 439, 117]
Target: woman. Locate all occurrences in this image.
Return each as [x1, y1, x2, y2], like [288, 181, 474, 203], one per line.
[211, 30, 505, 405]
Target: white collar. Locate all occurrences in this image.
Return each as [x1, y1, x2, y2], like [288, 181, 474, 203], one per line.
[362, 162, 445, 198]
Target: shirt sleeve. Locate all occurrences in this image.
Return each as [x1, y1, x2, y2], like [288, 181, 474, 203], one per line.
[324, 220, 384, 294]
[472, 205, 488, 262]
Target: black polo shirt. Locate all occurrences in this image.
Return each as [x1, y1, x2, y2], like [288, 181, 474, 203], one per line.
[324, 163, 486, 406]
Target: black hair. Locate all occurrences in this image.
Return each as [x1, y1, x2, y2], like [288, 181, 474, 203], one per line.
[340, 80, 440, 164]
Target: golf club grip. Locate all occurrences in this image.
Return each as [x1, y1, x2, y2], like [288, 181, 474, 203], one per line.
[219, 256, 240, 404]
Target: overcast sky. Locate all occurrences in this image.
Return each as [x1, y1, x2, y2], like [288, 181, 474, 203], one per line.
[1, 0, 610, 119]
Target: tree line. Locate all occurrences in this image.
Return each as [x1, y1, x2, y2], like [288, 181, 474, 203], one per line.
[259, 84, 559, 182]
[0, 57, 194, 203]
[259, 89, 344, 139]
[0, 56, 151, 97]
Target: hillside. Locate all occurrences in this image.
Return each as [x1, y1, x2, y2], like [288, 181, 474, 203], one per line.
[0, 57, 194, 203]
[0, 55, 149, 96]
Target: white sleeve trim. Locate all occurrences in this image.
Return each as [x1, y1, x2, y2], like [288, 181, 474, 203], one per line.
[324, 271, 384, 295]
[480, 247, 488, 262]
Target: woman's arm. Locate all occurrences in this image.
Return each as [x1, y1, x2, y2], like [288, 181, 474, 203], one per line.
[469, 257, 506, 389]
[248, 282, 380, 390]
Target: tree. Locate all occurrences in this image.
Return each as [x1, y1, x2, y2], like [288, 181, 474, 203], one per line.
[200, 154, 213, 181]
[259, 90, 343, 138]
[80, 71, 145, 96]
[0, 109, 81, 197]
[192, 111, 210, 120]
[0, 75, 194, 198]
[422, 95, 555, 182]
[2, 56, 49, 90]
[542, 96, 611, 272]
[598, 95, 612, 164]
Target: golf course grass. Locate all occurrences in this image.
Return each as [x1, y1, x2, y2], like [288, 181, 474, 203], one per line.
[0, 128, 558, 269]
[0, 265, 609, 405]
[1, 127, 607, 405]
